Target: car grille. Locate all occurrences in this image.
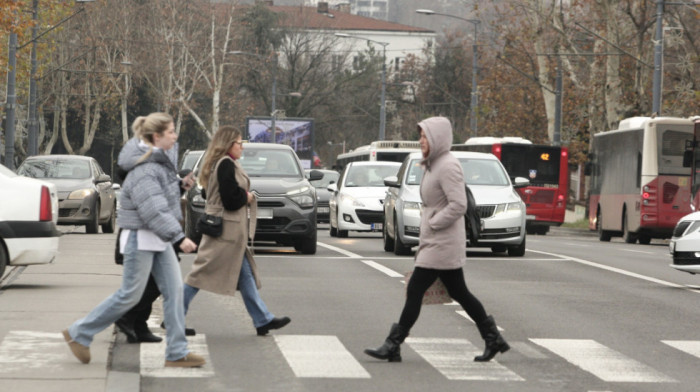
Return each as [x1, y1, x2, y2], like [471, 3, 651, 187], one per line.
[672, 252, 700, 265]
[479, 228, 521, 239]
[476, 205, 496, 218]
[59, 208, 78, 217]
[673, 221, 691, 237]
[355, 209, 383, 224]
[258, 201, 285, 208]
[317, 201, 329, 208]
[256, 217, 291, 232]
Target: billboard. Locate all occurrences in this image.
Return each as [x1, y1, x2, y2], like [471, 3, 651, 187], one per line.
[245, 117, 314, 169]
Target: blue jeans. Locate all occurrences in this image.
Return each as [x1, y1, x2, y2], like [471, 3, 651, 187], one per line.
[68, 230, 189, 361]
[184, 255, 274, 328]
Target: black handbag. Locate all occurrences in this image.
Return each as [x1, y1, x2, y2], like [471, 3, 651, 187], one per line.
[196, 213, 223, 237]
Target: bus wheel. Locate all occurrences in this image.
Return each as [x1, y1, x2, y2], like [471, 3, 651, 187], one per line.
[622, 211, 638, 244]
[597, 212, 612, 242]
[638, 235, 652, 245]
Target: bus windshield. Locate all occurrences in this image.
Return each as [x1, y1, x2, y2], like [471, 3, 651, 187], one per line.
[499, 144, 561, 186]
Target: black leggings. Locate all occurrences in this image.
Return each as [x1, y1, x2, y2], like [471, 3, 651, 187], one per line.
[399, 267, 488, 330]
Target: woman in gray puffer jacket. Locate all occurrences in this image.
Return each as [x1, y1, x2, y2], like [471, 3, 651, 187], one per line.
[62, 112, 204, 368]
[365, 116, 509, 363]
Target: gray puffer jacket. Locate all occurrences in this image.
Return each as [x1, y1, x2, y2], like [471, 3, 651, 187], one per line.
[116, 137, 184, 244]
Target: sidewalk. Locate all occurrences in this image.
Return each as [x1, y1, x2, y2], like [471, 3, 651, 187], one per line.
[0, 229, 135, 392]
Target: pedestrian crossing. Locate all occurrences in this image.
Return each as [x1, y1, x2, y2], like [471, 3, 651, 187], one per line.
[2, 330, 700, 384]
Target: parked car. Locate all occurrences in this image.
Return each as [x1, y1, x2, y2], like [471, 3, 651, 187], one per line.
[383, 151, 529, 257]
[0, 163, 60, 278]
[306, 169, 339, 223]
[669, 212, 700, 274]
[179, 149, 205, 173]
[16, 155, 117, 234]
[328, 161, 401, 238]
[184, 143, 323, 254]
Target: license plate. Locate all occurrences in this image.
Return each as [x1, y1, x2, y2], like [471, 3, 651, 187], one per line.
[257, 208, 273, 219]
[371, 223, 383, 231]
[526, 215, 536, 220]
[317, 207, 329, 213]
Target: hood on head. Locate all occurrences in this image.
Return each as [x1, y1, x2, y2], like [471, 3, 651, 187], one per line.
[418, 117, 452, 163]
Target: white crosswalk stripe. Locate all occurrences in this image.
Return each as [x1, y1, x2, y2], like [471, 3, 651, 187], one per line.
[531, 338, 675, 383]
[0, 331, 67, 374]
[662, 340, 700, 359]
[406, 337, 524, 381]
[140, 333, 214, 378]
[275, 335, 370, 378]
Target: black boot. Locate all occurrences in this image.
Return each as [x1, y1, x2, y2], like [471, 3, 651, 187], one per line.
[135, 323, 163, 343]
[474, 315, 510, 362]
[364, 323, 409, 362]
[115, 318, 138, 343]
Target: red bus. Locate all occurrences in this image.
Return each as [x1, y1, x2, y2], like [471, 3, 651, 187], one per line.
[682, 117, 700, 208]
[586, 116, 696, 244]
[453, 137, 568, 235]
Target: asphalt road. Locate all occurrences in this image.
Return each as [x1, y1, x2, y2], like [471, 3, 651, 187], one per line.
[6, 224, 700, 392]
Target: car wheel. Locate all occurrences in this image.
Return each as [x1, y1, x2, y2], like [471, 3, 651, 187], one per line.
[295, 231, 317, 255]
[101, 203, 116, 234]
[597, 210, 611, 242]
[508, 237, 526, 257]
[86, 201, 100, 234]
[0, 241, 7, 279]
[638, 234, 652, 245]
[394, 216, 412, 255]
[537, 226, 549, 235]
[336, 212, 348, 237]
[622, 210, 637, 244]
[526, 226, 537, 235]
[383, 217, 394, 252]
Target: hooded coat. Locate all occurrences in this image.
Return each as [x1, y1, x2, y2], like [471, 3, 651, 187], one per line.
[185, 156, 261, 296]
[116, 137, 185, 243]
[415, 117, 467, 269]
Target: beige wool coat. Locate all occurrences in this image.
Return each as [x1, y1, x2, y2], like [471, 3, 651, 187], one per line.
[185, 156, 261, 296]
[415, 117, 468, 270]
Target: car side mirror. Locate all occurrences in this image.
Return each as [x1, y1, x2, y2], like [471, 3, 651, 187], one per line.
[383, 175, 399, 188]
[327, 183, 338, 193]
[96, 174, 111, 184]
[512, 177, 529, 188]
[308, 170, 324, 181]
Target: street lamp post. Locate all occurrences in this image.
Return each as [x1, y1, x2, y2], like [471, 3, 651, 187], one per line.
[335, 33, 389, 141]
[416, 9, 480, 137]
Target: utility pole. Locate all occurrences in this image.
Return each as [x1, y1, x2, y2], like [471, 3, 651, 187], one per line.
[4, 33, 18, 169]
[27, 0, 39, 156]
[652, 0, 664, 114]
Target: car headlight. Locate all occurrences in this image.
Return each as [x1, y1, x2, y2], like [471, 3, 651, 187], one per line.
[404, 201, 421, 211]
[287, 186, 315, 208]
[493, 202, 522, 215]
[68, 188, 94, 200]
[192, 193, 206, 207]
[341, 194, 365, 208]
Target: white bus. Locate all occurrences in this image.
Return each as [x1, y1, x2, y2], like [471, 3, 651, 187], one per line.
[586, 116, 698, 244]
[334, 141, 421, 171]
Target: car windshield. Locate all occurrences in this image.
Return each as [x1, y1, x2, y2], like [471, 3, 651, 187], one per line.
[459, 158, 510, 186]
[310, 171, 339, 188]
[405, 159, 424, 185]
[240, 149, 302, 178]
[180, 151, 203, 172]
[18, 159, 92, 179]
[345, 165, 399, 187]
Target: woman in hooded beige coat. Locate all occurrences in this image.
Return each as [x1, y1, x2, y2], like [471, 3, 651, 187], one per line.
[365, 116, 509, 363]
[182, 125, 290, 336]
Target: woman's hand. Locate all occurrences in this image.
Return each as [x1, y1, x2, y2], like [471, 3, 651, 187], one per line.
[179, 238, 198, 253]
[247, 191, 255, 205]
[180, 172, 195, 191]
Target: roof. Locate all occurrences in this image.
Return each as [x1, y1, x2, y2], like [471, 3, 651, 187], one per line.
[244, 142, 295, 150]
[25, 154, 93, 161]
[238, 5, 434, 34]
[349, 161, 401, 166]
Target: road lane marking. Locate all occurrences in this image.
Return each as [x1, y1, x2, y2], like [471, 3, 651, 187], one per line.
[0, 331, 66, 373]
[317, 242, 362, 258]
[140, 334, 214, 377]
[528, 249, 700, 294]
[530, 339, 674, 382]
[275, 335, 370, 378]
[620, 249, 654, 254]
[406, 337, 524, 381]
[360, 260, 404, 277]
[510, 342, 549, 359]
[662, 340, 700, 359]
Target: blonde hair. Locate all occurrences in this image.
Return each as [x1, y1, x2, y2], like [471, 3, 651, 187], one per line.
[132, 112, 174, 163]
[199, 125, 242, 189]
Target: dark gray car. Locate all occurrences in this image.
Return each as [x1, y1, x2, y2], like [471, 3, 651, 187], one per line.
[17, 155, 117, 234]
[185, 143, 323, 254]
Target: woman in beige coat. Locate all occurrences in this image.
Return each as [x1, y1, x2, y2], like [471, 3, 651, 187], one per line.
[183, 125, 290, 336]
[365, 116, 509, 363]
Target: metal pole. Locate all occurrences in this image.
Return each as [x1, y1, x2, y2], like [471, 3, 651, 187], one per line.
[652, 0, 664, 114]
[379, 45, 386, 141]
[27, 0, 39, 156]
[554, 56, 562, 146]
[270, 52, 277, 138]
[470, 21, 479, 137]
[4, 33, 17, 169]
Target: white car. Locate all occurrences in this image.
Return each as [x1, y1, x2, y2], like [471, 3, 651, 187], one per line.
[328, 161, 401, 238]
[0, 163, 60, 278]
[669, 212, 700, 274]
